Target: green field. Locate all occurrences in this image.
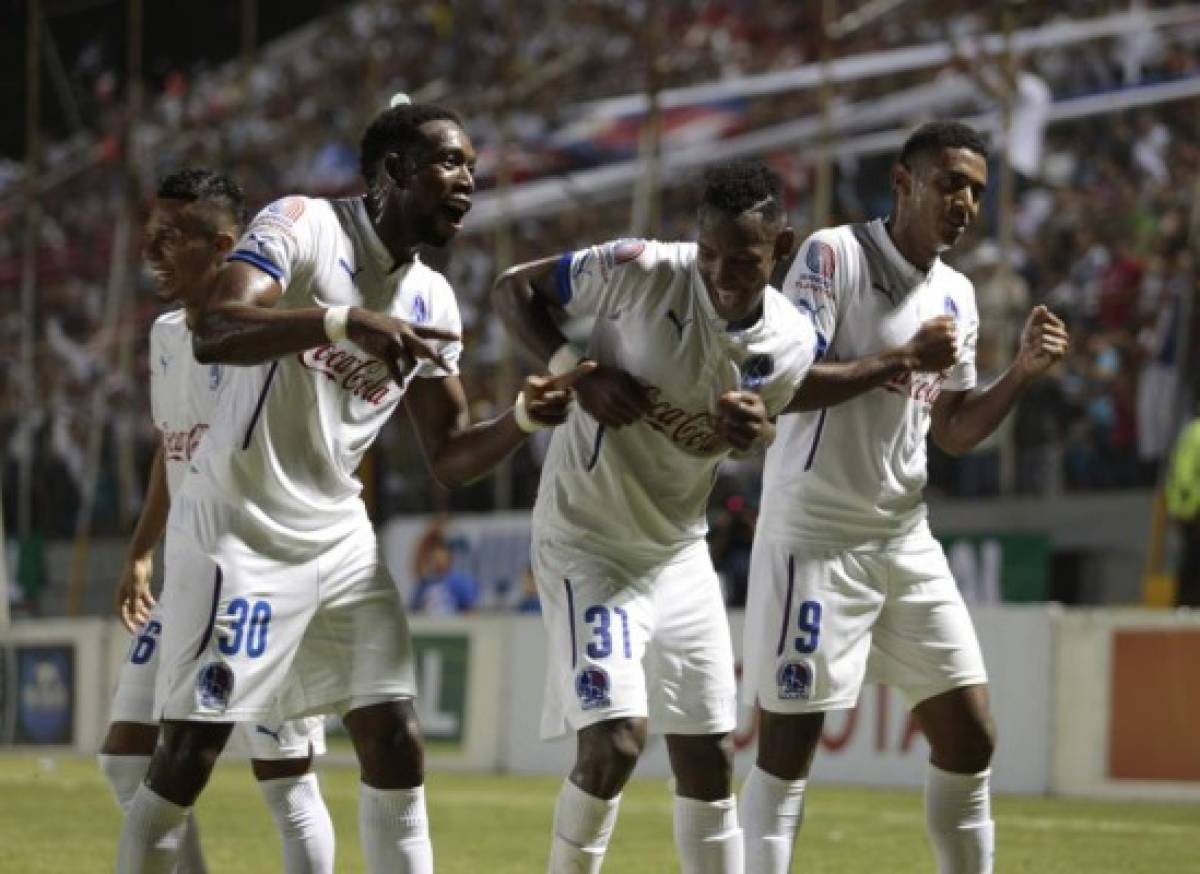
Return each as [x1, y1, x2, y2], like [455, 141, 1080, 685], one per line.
[1, 754, 1196, 872]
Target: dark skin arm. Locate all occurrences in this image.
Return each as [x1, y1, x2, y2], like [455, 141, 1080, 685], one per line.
[784, 315, 959, 413]
[115, 446, 168, 633]
[492, 256, 652, 427]
[193, 261, 456, 383]
[931, 305, 1069, 456]
[403, 364, 594, 489]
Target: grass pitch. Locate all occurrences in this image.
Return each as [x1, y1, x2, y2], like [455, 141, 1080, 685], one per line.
[1, 753, 1196, 872]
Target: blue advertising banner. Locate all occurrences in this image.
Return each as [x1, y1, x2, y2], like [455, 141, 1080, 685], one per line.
[14, 645, 74, 745]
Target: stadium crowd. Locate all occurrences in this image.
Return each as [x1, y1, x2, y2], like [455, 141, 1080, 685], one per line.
[1, 0, 1198, 541]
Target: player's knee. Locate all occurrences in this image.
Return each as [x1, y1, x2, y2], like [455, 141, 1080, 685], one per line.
[346, 701, 425, 788]
[668, 733, 735, 801]
[756, 710, 824, 780]
[574, 718, 647, 798]
[964, 713, 997, 771]
[147, 721, 230, 805]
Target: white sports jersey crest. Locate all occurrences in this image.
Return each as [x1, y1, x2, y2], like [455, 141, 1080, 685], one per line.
[149, 310, 234, 496]
[184, 196, 463, 558]
[761, 218, 979, 546]
[534, 239, 816, 564]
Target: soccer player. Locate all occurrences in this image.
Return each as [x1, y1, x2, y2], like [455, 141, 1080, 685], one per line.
[739, 121, 1069, 874]
[492, 161, 818, 874]
[100, 167, 334, 873]
[116, 103, 588, 874]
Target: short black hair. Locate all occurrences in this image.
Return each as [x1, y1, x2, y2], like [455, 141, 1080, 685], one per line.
[898, 120, 989, 167]
[359, 102, 464, 188]
[700, 160, 785, 224]
[156, 168, 245, 226]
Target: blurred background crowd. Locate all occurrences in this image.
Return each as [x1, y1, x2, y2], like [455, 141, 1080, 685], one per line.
[2, 0, 1199, 611]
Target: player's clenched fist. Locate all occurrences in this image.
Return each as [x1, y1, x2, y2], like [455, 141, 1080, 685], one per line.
[347, 307, 461, 384]
[1015, 304, 1069, 377]
[574, 363, 654, 427]
[521, 361, 598, 426]
[713, 390, 773, 453]
[115, 554, 156, 634]
[905, 315, 959, 372]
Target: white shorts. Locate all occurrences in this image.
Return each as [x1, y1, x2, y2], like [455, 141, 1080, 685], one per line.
[110, 603, 326, 760]
[156, 494, 415, 723]
[742, 533, 987, 714]
[534, 537, 736, 740]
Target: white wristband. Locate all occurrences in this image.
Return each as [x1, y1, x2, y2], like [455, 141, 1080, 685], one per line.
[513, 391, 549, 434]
[324, 305, 350, 343]
[548, 341, 585, 377]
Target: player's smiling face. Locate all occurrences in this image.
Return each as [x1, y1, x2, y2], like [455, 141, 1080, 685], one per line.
[402, 120, 476, 247]
[696, 208, 793, 323]
[142, 199, 234, 304]
[899, 146, 988, 254]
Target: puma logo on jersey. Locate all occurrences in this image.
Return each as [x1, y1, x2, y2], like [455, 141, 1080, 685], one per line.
[666, 309, 692, 339]
[881, 370, 947, 405]
[338, 257, 364, 282]
[255, 724, 282, 743]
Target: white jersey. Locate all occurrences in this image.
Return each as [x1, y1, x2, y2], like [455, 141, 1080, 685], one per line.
[534, 239, 816, 565]
[760, 218, 979, 547]
[184, 196, 463, 558]
[148, 310, 235, 496]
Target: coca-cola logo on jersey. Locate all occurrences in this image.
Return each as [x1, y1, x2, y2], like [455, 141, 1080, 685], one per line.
[298, 344, 394, 406]
[641, 386, 722, 456]
[881, 370, 947, 405]
[162, 424, 208, 462]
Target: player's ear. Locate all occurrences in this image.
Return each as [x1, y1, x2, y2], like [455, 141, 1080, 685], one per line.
[385, 151, 417, 188]
[772, 226, 796, 264]
[891, 161, 912, 199]
[212, 230, 237, 258]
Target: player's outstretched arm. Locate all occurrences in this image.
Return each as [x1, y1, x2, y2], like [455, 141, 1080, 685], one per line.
[931, 305, 1069, 456]
[403, 364, 593, 488]
[193, 261, 456, 380]
[784, 316, 958, 413]
[115, 447, 167, 633]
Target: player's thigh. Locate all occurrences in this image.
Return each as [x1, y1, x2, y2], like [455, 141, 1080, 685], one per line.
[648, 545, 736, 736]
[232, 714, 327, 762]
[287, 526, 417, 713]
[868, 539, 988, 707]
[157, 522, 319, 722]
[743, 538, 885, 714]
[109, 604, 167, 726]
[532, 537, 654, 736]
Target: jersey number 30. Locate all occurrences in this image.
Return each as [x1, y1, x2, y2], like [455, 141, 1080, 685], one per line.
[218, 598, 272, 658]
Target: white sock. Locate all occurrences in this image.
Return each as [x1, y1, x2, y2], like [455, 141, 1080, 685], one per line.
[115, 784, 191, 874]
[99, 753, 151, 811]
[548, 779, 621, 874]
[258, 773, 336, 874]
[925, 765, 994, 874]
[673, 794, 743, 874]
[100, 755, 208, 874]
[358, 783, 433, 874]
[739, 766, 807, 874]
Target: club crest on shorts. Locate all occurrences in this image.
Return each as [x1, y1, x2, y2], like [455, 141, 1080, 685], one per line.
[575, 666, 611, 710]
[776, 660, 813, 700]
[740, 353, 775, 389]
[196, 662, 235, 711]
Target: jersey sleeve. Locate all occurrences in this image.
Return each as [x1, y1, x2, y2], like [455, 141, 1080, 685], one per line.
[943, 282, 979, 391]
[781, 231, 845, 361]
[552, 238, 654, 319]
[226, 197, 315, 290]
[412, 275, 464, 380]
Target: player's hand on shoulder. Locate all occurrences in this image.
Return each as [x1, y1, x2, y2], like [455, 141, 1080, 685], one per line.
[906, 315, 958, 372]
[713, 390, 772, 453]
[521, 361, 598, 426]
[574, 364, 653, 427]
[1016, 304, 1069, 377]
[116, 555, 156, 634]
[347, 307, 460, 384]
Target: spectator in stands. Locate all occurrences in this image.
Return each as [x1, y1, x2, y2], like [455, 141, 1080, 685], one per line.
[410, 524, 481, 615]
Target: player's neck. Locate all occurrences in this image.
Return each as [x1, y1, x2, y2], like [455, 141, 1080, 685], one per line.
[368, 196, 419, 270]
[884, 216, 937, 273]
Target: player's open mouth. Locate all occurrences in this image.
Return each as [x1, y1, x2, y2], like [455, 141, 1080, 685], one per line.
[442, 199, 471, 228]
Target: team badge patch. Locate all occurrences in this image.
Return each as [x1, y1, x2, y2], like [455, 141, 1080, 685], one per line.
[411, 293, 429, 324]
[944, 295, 959, 320]
[209, 364, 222, 390]
[804, 241, 836, 282]
[776, 660, 813, 700]
[267, 197, 306, 223]
[599, 239, 646, 278]
[196, 662, 235, 711]
[575, 666, 612, 711]
[740, 353, 775, 389]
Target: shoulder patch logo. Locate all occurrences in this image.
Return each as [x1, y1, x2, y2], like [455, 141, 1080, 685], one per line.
[267, 197, 306, 223]
[944, 295, 960, 320]
[209, 364, 222, 391]
[740, 353, 775, 389]
[805, 241, 836, 282]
